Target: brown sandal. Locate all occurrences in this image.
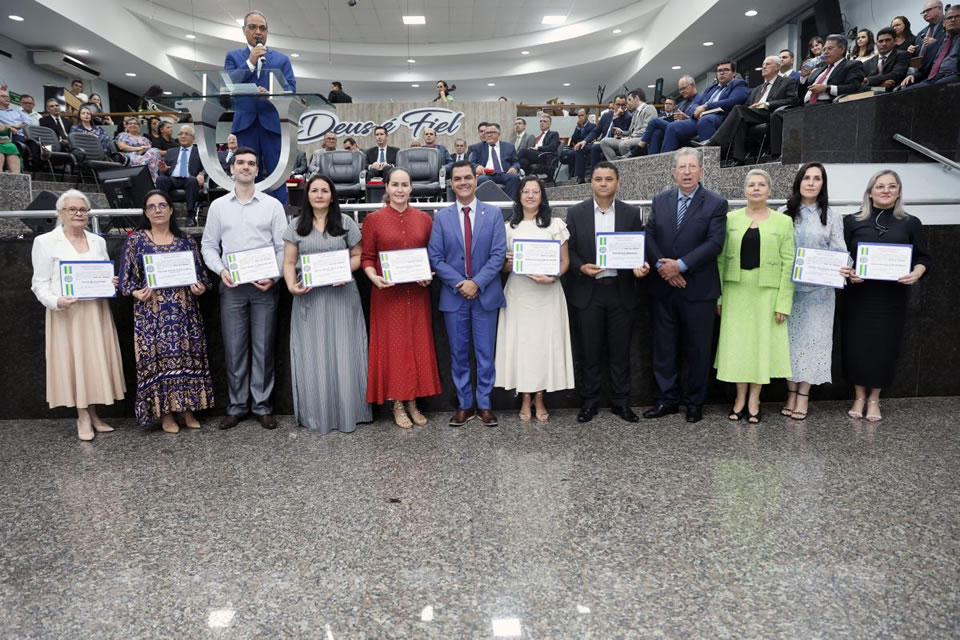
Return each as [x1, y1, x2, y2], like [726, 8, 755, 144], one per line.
[405, 401, 428, 425]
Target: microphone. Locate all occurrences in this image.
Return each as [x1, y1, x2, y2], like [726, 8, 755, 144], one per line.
[255, 36, 264, 76]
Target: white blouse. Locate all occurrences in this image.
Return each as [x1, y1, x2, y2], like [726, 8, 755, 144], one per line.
[31, 226, 110, 312]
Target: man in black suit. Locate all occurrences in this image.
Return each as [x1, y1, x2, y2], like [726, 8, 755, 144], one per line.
[863, 28, 911, 90]
[566, 161, 650, 423]
[38, 98, 73, 145]
[517, 114, 561, 172]
[561, 108, 595, 179]
[643, 149, 727, 423]
[364, 125, 399, 179]
[218, 133, 238, 172]
[695, 55, 798, 166]
[327, 81, 352, 104]
[901, 4, 960, 89]
[156, 124, 205, 223]
[469, 122, 522, 199]
[767, 34, 865, 160]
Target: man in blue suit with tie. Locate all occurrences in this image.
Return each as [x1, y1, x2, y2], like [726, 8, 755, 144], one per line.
[637, 76, 701, 156]
[224, 10, 296, 204]
[469, 123, 521, 199]
[570, 95, 631, 183]
[661, 60, 749, 154]
[428, 160, 507, 428]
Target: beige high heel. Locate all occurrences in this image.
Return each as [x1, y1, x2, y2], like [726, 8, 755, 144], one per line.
[76, 418, 95, 441]
[393, 401, 413, 428]
[405, 401, 428, 425]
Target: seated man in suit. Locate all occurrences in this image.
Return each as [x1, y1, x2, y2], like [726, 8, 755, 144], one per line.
[570, 94, 630, 184]
[292, 150, 307, 176]
[779, 49, 804, 87]
[38, 98, 74, 145]
[767, 34, 866, 160]
[696, 55, 798, 166]
[659, 97, 677, 119]
[219, 133, 238, 172]
[901, 4, 960, 90]
[909, 0, 946, 64]
[512, 117, 533, 150]
[637, 77, 701, 156]
[661, 60, 749, 154]
[469, 123, 521, 199]
[599, 88, 658, 160]
[562, 108, 595, 179]
[517, 114, 561, 172]
[365, 125, 399, 179]
[327, 81, 352, 104]
[468, 122, 489, 160]
[156, 124, 205, 224]
[308, 131, 339, 176]
[422, 127, 451, 165]
[863, 27, 911, 90]
[444, 137, 470, 200]
[0, 88, 33, 143]
[342, 137, 358, 151]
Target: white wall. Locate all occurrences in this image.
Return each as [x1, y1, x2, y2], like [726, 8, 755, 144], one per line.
[0, 34, 72, 104]
[839, 0, 908, 35]
[766, 23, 800, 66]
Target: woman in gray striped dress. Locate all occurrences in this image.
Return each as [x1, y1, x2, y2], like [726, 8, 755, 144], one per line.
[282, 175, 372, 433]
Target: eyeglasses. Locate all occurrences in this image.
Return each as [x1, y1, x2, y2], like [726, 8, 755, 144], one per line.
[519, 190, 541, 196]
[146, 203, 170, 212]
[64, 207, 89, 216]
[244, 24, 268, 32]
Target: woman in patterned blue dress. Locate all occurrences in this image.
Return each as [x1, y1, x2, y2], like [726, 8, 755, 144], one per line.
[69, 105, 112, 153]
[119, 190, 215, 431]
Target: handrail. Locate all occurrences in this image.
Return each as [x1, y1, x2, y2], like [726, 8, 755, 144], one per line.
[893, 134, 960, 173]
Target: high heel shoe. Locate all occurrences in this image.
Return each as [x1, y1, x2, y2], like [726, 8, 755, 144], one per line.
[728, 406, 747, 421]
[790, 392, 809, 420]
[91, 421, 114, 433]
[393, 401, 413, 429]
[781, 389, 797, 416]
[847, 397, 866, 419]
[405, 401, 428, 426]
[865, 399, 882, 422]
[747, 406, 763, 424]
[76, 419, 95, 441]
[534, 392, 549, 422]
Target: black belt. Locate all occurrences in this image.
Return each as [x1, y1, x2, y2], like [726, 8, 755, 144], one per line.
[595, 277, 618, 286]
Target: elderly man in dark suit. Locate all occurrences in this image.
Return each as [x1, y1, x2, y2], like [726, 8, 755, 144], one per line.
[566, 161, 650, 423]
[38, 98, 74, 145]
[863, 27, 911, 90]
[561, 108, 595, 180]
[643, 149, 727, 423]
[156, 124, 205, 224]
[517, 114, 561, 172]
[469, 122, 521, 199]
[901, 4, 960, 90]
[695, 55, 799, 166]
[364, 125, 399, 179]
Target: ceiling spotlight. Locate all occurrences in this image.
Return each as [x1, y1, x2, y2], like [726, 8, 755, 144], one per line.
[402, 15, 426, 24]
[162, 91, 173, 95]
[125, 72, 137, 77]
[612, 29, 622, 34]
[542, 15, 566, 25]
[671, 65, 682, 69]
[562, 82, 571, 86]
[407, 58, 416, 63]
[647, 84, 655, 88]
[487, 82, 495, 86]
[411, 83, 420, 87]
[9, 15, 24, 21]
[77, 49, 89, 54]
[185, 34, 196, 39]
[290, 53, 300, 57]
[521, 50, 531, 55]
[745, 9, 758, 17]
[703, 41, 714, 46]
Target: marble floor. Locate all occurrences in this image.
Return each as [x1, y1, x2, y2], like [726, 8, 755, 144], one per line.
[2, 398, 959, 639]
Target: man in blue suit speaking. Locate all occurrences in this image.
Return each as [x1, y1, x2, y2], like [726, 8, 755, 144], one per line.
[224, 10, 296, 204]
[469, 123, 521, 199]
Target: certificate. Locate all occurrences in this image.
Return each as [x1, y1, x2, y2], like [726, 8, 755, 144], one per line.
[379, 248, 431, 284]
[855, 243, 913, 281]
[59, 261, 116, 298]
[512, 239, 561, 276]
[143, 251, 198, 289]
[596, 232, 645, 269]
[791, 247, 849, 289]
[300, 249, 352, 287]
[225, 246, 280, 284]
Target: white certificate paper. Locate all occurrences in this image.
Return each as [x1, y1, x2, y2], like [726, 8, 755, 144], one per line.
[300, 249, 352, 287]
[226, 246, 280, 284]
[855, 243, 913, 281]
[791, 247, 849, 289]
[59, 261, 116, 298]
[379, 248, 431, 284]
[143, 251, 198, 289]
[513, 239, 561, 276]
[596, 232, 645, 269]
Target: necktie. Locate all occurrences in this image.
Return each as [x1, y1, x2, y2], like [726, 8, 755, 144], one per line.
[606, 118, 614, 137]
[928, 35, 955, 80]
[378, 148, 385, 164]
[759, 82, 770, 102]
[462, 206, 473, 277]
[809, 64, 834, 103]
[490, 145, 502, 172]
[534, 132, 545, 148]
[178, 147, 189, 177]
[226, 150, 233, 164]
[878, 55, 886, 74]
[677, 195, 690, 229]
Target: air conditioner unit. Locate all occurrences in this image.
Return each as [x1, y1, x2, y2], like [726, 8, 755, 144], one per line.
[31, 51, 100, 79]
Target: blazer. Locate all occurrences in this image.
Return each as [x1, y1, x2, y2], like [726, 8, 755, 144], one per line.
[863, 50, 911, 87]
[163, 145, 203, 178]
[223, 47, 297, 134]
[31, 226, 111, 312]
[645, 186, 727, 301]
[915, 20, 946, 70]
[514, 131, 534, 149]
[469, 141, 521, 173]
[716, 208, 795, 315]
[583, 109, 633, 145]
[219, 149, 235, 172]
[427, 200, 507, 312]
[700, 78, 750, 117]
[749, 75, 799, 110]
[568, 121, 596, 147]
[911, 33, 960, 82]
[327, 89, 352, 103]
[526, 130, 561, 153]
[624, 103, 659, 138]
[565, 198, 644, 310]
[38, 115, 74, 141]
[365, 145, 399, 168]
[425, 143, 451, 166]
[803, 58, 866, 102]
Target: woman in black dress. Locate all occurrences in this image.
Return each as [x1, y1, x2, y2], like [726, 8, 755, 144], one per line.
[840, 170, 930, 422]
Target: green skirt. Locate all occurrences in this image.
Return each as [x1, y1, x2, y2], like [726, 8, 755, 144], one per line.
[0, 141, 21, 158]
[714, 268, 791, 384]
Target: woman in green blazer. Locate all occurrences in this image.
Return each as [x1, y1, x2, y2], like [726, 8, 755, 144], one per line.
[715, 169, 795, 423]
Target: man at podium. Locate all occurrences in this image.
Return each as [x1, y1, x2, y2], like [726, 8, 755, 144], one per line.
[224, 10, 296, 204]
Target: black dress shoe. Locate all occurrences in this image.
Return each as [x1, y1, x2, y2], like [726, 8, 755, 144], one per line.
[577, 407, 598, 423]
[218, 414, 246, 430]
[692, 138, 715, 147]
[256, 414, 278, 429]
[642, 404, 679, 419]
[686, 406, 704, 423]
[611, 406, 640, 422]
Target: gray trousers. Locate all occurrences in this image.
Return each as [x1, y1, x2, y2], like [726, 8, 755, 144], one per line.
[220, 282, 279, 415]
[599, 136, 643, 160]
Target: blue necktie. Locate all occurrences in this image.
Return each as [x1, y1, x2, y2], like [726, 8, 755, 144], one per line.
[677, 195, 690, 228]
[178, 147, 189, 178]
[378, 148, 385, 164]
[490, 145, 503, 172]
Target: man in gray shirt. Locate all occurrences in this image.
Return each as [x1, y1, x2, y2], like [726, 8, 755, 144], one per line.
[201, 147, 287, 430]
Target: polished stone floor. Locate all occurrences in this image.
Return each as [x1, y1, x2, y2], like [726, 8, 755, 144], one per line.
[2, 397, 959, 639]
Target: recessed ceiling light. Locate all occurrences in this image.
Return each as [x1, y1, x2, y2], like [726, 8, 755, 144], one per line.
[411, 84, 420, 87]
[407, 58, 416, 63]
[521, 50, 531, 55]
[562, 82, 571, 87]
[671, 65, 682, 70]
[612, 29, 622, 34]
[542, 15, 566, 25]
[487, 82, 495, 86]
[162, 91, 173, 95]
[77, 49, 89, 54]
[8, 15, 24, 22]
[290, 53, 300, 57]
[185, 34, 196, 39]
[703, 41, 714, 46]
[125, 72, 137, 77]
[402, 15, 426, 24]
[647, 84, 655, 88]
[745, 9, 758, 17]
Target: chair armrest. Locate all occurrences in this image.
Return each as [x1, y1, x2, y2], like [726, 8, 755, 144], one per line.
[439, 166, 446, 189]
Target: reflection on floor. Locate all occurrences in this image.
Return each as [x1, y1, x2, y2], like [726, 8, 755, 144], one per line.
[2, 398, 959, 638]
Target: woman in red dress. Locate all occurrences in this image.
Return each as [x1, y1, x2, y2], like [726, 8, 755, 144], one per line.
[362, 168, 442, 428]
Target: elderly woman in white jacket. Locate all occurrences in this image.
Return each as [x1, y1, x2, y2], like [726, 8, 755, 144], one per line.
[30, 189, 125, 440]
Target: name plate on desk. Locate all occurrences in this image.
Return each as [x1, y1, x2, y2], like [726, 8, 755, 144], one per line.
[143, 251, 198, 289]
[59, 261, 116, 299]
[855, 243, 912, 281]
[379, 248, 431, 284]
[300, 249, 352, 287]
[513, 239, 561, 276]
[596, 232, 645, 269]
[226, 246, 280, 284]
[791, 248, 849, 289]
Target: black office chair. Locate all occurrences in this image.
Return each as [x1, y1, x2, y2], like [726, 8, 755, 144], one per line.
[396, 147, 443, 200]
[68, 132, 124, 186]
[317, 150, 365, 202]
[524, 150, 562, 186]
[25, 125, 74, 179]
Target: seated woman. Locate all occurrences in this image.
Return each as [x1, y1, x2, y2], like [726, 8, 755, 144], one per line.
[0, 125, 22, 174]
[715, 169, 795, 424]
[116, 116, 163, 183]
[87, 94, 113, 126]
[70, 105, 112, 153]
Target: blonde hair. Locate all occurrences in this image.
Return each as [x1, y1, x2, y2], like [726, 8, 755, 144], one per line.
[855, 169, 907, 221]
[744, 168, 773, 191]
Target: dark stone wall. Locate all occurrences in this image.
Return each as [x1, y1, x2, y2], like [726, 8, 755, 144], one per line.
[2, 226, 957, 421]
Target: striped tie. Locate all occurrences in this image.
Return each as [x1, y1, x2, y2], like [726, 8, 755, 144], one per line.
[677, 195, 690, 228]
